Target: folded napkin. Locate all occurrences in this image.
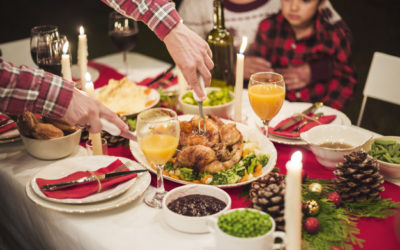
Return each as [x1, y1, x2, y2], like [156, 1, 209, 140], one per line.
[87, 61, 125, 89]
[0, 114, 16, 134]
[138, 72, 177, 89]
[268, 114, 337, 138]
[36, 159, 137, 199]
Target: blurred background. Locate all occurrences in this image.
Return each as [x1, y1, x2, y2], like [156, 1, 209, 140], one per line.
[0, 0, 399, 135]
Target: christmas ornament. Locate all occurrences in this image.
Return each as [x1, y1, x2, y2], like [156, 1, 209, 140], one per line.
[304, 217, 319, 234]
[249, 172, 286, 231]
[308, 183, 322, 195]
[333, 151, 385, 202]
[327, 192, 342, 207]
[304, 200, 320, 216]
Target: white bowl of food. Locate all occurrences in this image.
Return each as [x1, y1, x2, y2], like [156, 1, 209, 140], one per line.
[178, 87, 234, 119]
[162, 184, 231, 233]
[365, 136, 400, 178]
[300, 124, 373, 169]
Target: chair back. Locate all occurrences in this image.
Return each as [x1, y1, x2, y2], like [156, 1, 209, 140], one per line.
[357, 52, 400, 126]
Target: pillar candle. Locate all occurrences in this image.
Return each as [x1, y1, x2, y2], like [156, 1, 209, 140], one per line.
[284, 151, 303, 250]
[85, 73, 103, 155]
[234, 37, 248, 122]
[61, 41, 72, 81]
[78, 26, 88, 91]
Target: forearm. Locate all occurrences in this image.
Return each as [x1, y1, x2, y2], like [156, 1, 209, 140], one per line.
[101, 0, 181, 40]
[0, 59, 74, 118]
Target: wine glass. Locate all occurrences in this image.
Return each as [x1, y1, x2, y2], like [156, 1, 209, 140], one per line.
[36, 33, 64, 76]
[136, 108, 180, 208]
[248, 72, 285, 136]
[108, 11, 139, 76]
[30, 25, 59, 66]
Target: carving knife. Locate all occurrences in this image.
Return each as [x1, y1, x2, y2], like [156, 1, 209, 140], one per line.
[274, 102, 323, 131]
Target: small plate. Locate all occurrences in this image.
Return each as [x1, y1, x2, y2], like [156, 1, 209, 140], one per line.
[129, 114, 277, 188]
[31, 156, 144, 204]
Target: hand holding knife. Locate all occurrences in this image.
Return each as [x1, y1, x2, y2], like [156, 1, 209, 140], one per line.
[274, 102, 323, 131]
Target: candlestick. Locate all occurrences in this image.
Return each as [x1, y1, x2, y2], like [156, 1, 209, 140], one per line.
[234, 37, 248, 122]
[85, 73, 103, 155]
[61, 41, 72, 81]
[78, 26, 88, 91]
[285, 151, 303, 250]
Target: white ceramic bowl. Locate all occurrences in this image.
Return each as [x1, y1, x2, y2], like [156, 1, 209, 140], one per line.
[178, 87, 234, 119]
[162, 184, 231, 233]
[20, 129, 82, 160]
[364, 136, 400, 178]
[300, 124, 373, 169]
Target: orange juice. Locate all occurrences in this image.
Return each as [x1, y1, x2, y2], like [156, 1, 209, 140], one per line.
[248, 84, 285, 121]
[140, 134, 178, 165]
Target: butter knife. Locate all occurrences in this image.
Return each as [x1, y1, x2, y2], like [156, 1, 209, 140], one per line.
[40, 169, 148, 191]
[274, 102, 323, 131]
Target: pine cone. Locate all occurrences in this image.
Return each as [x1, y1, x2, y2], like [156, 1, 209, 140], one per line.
[333, 151, 384, 203]
[249, 172, 286, 231]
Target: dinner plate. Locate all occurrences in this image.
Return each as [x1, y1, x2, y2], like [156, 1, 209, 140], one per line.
[71, 64, 100, 82]
[26, 156, 151, 213]
[30, 156, 146, 204]
[255, 102, 352, 146]
[129, 114, 277, 188]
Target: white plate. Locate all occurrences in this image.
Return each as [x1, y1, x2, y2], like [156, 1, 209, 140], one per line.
[26, 156, 151, 213]
[30, 156, 146, 204]
[71, 64, 100, 82]
[129, 114, 277, 188]
[256, 102, 352, 146]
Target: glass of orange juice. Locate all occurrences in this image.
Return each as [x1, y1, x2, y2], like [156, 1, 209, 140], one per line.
[248, 72, 285, 136]
[136, 108, 180, 208]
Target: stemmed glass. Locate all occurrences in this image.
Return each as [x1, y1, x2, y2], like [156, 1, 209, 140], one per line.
[30, 25, 59, 66]
[248, 72, 286, 136]
[35, 32, 64, 76]
[108, 11, 139, 76]
[136, 108, 180, 208]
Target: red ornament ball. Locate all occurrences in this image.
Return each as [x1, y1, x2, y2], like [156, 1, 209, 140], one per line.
[327, 192, 342, 207]
[304, 217, 319, 234]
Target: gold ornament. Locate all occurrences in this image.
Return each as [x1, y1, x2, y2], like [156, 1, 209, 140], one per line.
[304, 200, 320, 216]
[308, 183, 322, 195]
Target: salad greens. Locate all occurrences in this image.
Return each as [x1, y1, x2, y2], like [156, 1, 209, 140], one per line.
[182, 88, 232, 106]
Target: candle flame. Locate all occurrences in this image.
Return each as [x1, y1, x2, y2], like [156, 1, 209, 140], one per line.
[79, 26, 85, 35]
[62, 41, 69, 55]
[85, 72, 92, 83]
[291, 151, 303, 163]
[239, 36, 248, 54]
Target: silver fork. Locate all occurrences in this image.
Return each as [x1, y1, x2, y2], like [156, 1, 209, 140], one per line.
[293, 112, 323, 132]
[192, 76, 207, 135]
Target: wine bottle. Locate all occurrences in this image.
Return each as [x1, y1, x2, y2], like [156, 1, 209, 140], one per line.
[206, 0, 235, 89]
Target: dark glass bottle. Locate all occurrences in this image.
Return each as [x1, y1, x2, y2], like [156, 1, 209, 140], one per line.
[206, 0, 235, 89]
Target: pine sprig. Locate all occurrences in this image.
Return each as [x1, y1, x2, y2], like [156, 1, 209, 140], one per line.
[344, 198, 400, 218]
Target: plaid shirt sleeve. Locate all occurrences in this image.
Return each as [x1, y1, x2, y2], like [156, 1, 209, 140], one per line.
[101, 0, 181, 40]
[0, 58, 74, 118]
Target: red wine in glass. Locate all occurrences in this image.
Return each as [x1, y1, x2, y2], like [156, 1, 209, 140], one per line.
[30, 25, 59, 66]
[108, 30, 138, 52]
[38, 61, 62, 76]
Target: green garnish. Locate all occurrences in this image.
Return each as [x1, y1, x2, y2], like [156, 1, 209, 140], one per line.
[182, 88, 232, 106]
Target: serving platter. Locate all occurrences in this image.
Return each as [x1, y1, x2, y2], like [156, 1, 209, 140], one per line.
[129, 114, 277, 188]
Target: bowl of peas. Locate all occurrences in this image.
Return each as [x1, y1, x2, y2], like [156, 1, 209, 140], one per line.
[365, 136, 400, 178]
[178, 87, 234, 119]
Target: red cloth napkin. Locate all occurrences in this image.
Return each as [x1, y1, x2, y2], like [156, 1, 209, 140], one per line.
[87, 61, 125, 89]
[0, 114, 16, 134]
[268, 114, 337, 138]
[138, 72, 177, 89]
[36, 159, 137, 199]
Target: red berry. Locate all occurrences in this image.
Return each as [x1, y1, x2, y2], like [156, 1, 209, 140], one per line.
[304, 217, 319, 234]
[327, 192, 342, 207]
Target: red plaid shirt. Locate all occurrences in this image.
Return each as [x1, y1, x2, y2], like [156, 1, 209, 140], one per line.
[252, 12, 357, 110]
[0, 58, 74, 118]
[101, 0, 181, 40]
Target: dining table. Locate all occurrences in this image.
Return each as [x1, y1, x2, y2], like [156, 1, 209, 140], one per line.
[0, 52, 400, 250]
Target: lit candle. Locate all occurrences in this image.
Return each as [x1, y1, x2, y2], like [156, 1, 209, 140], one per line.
[61, 41, 72, 81]
[85, 73, 103, 155]
[234, 36, 248, 122]
[285, 151, 303, 250]
[78, 26, 88, 91]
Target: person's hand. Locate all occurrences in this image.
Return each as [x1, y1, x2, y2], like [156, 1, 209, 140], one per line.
[243, 56, 273, 80]
[276, 64, 311, 90]
[163, 22, 213, 100]
[63, 88, 129, 134]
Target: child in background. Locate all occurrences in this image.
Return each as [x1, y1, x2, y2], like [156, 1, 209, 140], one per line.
[251, 0, 357, 110]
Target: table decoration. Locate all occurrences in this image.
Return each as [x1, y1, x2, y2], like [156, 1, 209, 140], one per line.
[61, 41, 72, 81]
[78, 26, 88, 91]
[234, 36, 247, 122]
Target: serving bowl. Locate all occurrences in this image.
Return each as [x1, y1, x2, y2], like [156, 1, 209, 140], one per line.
[178, 87, 234, 119]
[162, 184, 231, 233]
[364, 136, 400, 178]
[20, 128, 82, 160]
[300, 124, 373, 169]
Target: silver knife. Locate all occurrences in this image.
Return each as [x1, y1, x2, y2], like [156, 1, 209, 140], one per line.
[40, 169, 148, 191]
[274, 102, 323, 131]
